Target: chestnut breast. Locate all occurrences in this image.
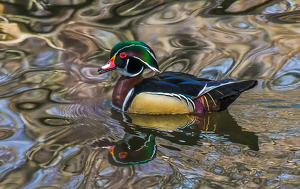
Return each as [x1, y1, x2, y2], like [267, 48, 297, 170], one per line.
[112, 75, 143, 109]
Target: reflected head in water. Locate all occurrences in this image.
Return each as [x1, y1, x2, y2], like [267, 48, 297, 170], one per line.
[98, 41, 257, 114]
[107, 134, 156, 167]
[93, 133, 156, 167]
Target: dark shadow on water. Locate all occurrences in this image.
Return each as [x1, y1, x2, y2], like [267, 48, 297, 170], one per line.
[92, 109, 259, 167]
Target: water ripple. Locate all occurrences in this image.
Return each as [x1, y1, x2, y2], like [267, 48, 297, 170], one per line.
[267, 11, 300, 24]
[0, 0, 300, 188]
[139, 3, 193, 25]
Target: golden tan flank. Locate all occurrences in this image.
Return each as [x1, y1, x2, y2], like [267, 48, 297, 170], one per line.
[127, 93, 194, 114]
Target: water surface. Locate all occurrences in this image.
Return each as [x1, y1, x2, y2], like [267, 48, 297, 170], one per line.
[0, 0, 300, 188]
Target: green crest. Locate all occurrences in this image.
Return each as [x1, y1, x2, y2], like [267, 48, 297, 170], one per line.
[110, 41, 160, 72]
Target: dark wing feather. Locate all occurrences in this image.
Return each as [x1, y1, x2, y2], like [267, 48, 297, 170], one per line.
[156, 72, 211, 82]
[135, 72, 236, 98]
[123, 72, 237, 111]
[207, 80, 258, 111]
[135, 72, 215, 97]
[196, 80, 258, 112]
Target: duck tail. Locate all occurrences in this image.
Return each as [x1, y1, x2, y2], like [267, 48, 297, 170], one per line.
[194, 80, 257, 112]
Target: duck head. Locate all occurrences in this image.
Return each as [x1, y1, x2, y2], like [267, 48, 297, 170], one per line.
[98, 41, 160, 77]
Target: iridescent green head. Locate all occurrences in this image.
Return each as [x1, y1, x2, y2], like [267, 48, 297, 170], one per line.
[98, 41, 160, 77]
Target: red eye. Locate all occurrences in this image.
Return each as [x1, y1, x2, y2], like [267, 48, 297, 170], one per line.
[120, 52, 127, 58]
[118, 152, 128, 159]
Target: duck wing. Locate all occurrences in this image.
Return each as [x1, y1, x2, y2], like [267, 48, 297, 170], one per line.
[122, 72, 239, 113]
[132, 71, 236, 98]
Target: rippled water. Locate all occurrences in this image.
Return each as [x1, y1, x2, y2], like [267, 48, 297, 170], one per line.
[0, 0, 300, 188]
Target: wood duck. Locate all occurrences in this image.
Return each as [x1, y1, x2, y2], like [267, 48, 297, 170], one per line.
[98, 41, 257, 114]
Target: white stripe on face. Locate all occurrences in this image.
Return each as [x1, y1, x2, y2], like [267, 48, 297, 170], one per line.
[132, 56, 160, 73]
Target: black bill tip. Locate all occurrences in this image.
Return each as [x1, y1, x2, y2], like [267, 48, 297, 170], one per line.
[98, 67, 117, 74]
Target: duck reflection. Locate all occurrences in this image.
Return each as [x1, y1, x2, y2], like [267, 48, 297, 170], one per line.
[93, 109, 258, 167]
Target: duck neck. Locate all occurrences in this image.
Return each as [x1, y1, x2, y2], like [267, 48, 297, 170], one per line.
[112, 74, 143, 109]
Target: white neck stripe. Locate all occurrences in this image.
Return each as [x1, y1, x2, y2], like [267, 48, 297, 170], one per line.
[132, 56, 160, 73]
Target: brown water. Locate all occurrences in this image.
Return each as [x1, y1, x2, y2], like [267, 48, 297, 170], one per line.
[0, 0, 300, 188]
